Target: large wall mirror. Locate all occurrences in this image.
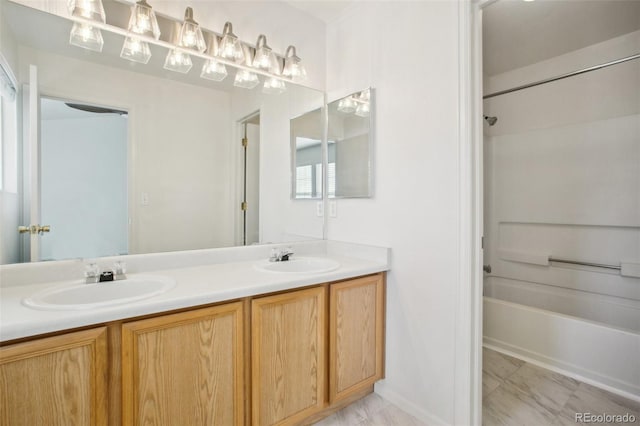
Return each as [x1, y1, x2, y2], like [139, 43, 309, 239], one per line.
[327, 88, 374, 198]
[0, 0, 324, 265]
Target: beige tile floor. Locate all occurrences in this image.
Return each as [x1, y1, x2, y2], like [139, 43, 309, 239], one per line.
[312, 393, 427, 426]
[483, 348, 640, 426]
[314, 348, 640, 425]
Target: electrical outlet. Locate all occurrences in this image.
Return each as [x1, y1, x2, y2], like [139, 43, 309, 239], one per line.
[316, 201, 324, 217]
[329, 201, 337, 217]
[141, 192, 149, 206]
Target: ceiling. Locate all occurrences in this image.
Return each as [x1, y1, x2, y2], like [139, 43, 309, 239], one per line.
[282, 0, 355, 23]
[483, 0, 640, 76]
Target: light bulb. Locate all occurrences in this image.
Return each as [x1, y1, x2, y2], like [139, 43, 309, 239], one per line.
[234, 70, 259, 89]
[262, 77, 286, 94]
[337, 97, 357, 114]
[219, 22, 244, 62]
[164, 49, 193, 73]
[121, 36, 151, 64]
[200, 59, 228, 82]
[69, 22, 104, 52]
[128, 0, 160, 40]
[178, 7, 206, 53]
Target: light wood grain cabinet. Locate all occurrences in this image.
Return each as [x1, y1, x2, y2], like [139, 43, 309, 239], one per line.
[0, 327, 108, 426]
[251, 286, 327, 426]
[329, 274, 385, 403]
[121, 302, 244, 426]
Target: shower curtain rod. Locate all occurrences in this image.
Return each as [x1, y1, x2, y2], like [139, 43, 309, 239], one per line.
[483, 52, 640, 100]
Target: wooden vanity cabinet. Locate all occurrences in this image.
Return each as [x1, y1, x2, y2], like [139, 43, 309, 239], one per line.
[251, 286, 327, 426]
[121, 302, 244, 426]
[0, 272, 385, 426]
[329, 274, 385, 403]
[0, 327, 108, 426]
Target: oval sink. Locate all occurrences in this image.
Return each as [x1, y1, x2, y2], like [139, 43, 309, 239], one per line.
[23, 275, 176, 311]
[256, 257, 340, 274]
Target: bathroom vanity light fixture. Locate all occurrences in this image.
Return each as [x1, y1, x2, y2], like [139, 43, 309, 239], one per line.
[219, 22, 245, 62]
[67, 2, 307, 91]
[337, 97, 356, 113]
[200, 34, 228, 81]
[338, 89, 371, 117]
[178, 7, 207, 53]
[282, 45, 307, 80]
[164, 48, 193, 73]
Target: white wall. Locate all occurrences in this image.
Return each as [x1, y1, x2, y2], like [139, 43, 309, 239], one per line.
[483, 30, 640, 302]
[40, 113, 128, 260]
[18, 46, 236, 255]
[326, 2, 461, 424]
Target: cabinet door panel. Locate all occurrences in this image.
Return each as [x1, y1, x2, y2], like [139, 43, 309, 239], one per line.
[252, 286, 326, 426]
[122, 303, 244, 426]
[330, 274, 384, 403]
[0, 327, 108, 426]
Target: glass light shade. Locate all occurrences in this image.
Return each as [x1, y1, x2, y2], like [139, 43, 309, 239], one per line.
[253, 35, 276, 71]
[283, 56, 307, 80]
[337, 97, 357, 114]
[68, 0, 105, 23]
[120, 37, 151, 64]
[201, 59, 228, 82]
[69, 23, 104, 52]
[178, 7, 206, 53]
[128, 0, 160, 40]
[234, 70, 259, 89]
[164, 49, 192, 73]
[219, 23, 244, 62]
[262, 77, 286, 95]
[355, 102, 370, 117]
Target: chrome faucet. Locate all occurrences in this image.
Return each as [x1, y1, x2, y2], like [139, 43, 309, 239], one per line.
[84, 261, 127, 283]
[269, 247, 294, 262]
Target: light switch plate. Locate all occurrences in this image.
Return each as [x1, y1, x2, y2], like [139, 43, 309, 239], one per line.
[329, 201, 337, 217]
[316, 201, 324, 217]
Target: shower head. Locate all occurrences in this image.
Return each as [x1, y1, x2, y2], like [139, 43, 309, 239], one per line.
[484, 115, 498, 126]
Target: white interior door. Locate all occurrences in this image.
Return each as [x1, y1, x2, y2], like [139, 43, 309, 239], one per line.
[20, 64, 41, 262]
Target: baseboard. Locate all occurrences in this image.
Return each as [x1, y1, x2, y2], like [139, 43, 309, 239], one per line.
[483, 337, 640, 403]
[374, 381, 450, 426]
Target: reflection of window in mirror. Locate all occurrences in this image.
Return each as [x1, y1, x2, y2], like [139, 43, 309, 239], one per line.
[291, 109, 324, 200]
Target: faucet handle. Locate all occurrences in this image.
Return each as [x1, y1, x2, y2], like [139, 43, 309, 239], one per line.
[84, 263, 100, 283]
[113, 261, 126, 275]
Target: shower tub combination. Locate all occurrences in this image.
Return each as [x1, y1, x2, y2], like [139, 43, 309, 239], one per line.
[483, 275, 640, 401]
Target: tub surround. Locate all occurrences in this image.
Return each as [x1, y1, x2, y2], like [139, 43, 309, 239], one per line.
[0, 240, 390, 342]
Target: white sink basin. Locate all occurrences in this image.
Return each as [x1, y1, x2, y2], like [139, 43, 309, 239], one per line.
[23, 274, 176, 311]
[256, 257, 340, 274]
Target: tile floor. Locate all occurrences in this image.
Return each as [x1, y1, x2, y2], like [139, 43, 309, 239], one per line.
[315, 349, 640, 425]
[483, 348, 640, 426]
[312, 393, 427, 426]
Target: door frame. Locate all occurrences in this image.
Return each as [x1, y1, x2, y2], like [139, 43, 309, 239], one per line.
[235, 110, 260, 246]
[455, 1, 487, 425]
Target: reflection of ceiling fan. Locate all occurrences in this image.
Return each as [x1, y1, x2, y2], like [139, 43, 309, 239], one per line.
[65, 103, 127, 116]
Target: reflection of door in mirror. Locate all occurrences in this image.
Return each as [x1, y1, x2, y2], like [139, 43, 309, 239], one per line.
[291, 108, 323, 200]
[239, 113, 260, 245]
[38, 97, 128, 261]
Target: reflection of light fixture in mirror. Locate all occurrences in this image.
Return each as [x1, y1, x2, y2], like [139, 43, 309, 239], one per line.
[337, 97, 356, 113]
[282, 45, 307, 80]
[262, 77, 286, 94]
[200, 34, 227, 81]
[120, 36, 151, 64]
[253, 34, 276, 71]
[355, 102, 370, 117]
[164, 48, 192, 73]
[219, 22, 244, 62]
[68, 0, 106, 23]
[69, 22, 104, 52]
[178, 7, 207, 53]
[127, 0, 160, 40]
[234, 69, 259, 89]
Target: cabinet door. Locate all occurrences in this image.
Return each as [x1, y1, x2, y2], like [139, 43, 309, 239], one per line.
[0, 327, 108, 426]
[252, 286, 326, 426]
[329, 274, 385, 403]
[121, 302, 244, 426]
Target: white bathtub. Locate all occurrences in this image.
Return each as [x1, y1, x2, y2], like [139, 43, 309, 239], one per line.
[483, 276, 640, 401]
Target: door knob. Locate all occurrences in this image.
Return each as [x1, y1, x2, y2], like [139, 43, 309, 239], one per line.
[18, 225, 51, 235]
[483, 264, 492, 273]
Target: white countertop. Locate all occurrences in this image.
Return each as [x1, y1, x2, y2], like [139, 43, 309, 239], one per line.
[1, 241, 389, 342]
